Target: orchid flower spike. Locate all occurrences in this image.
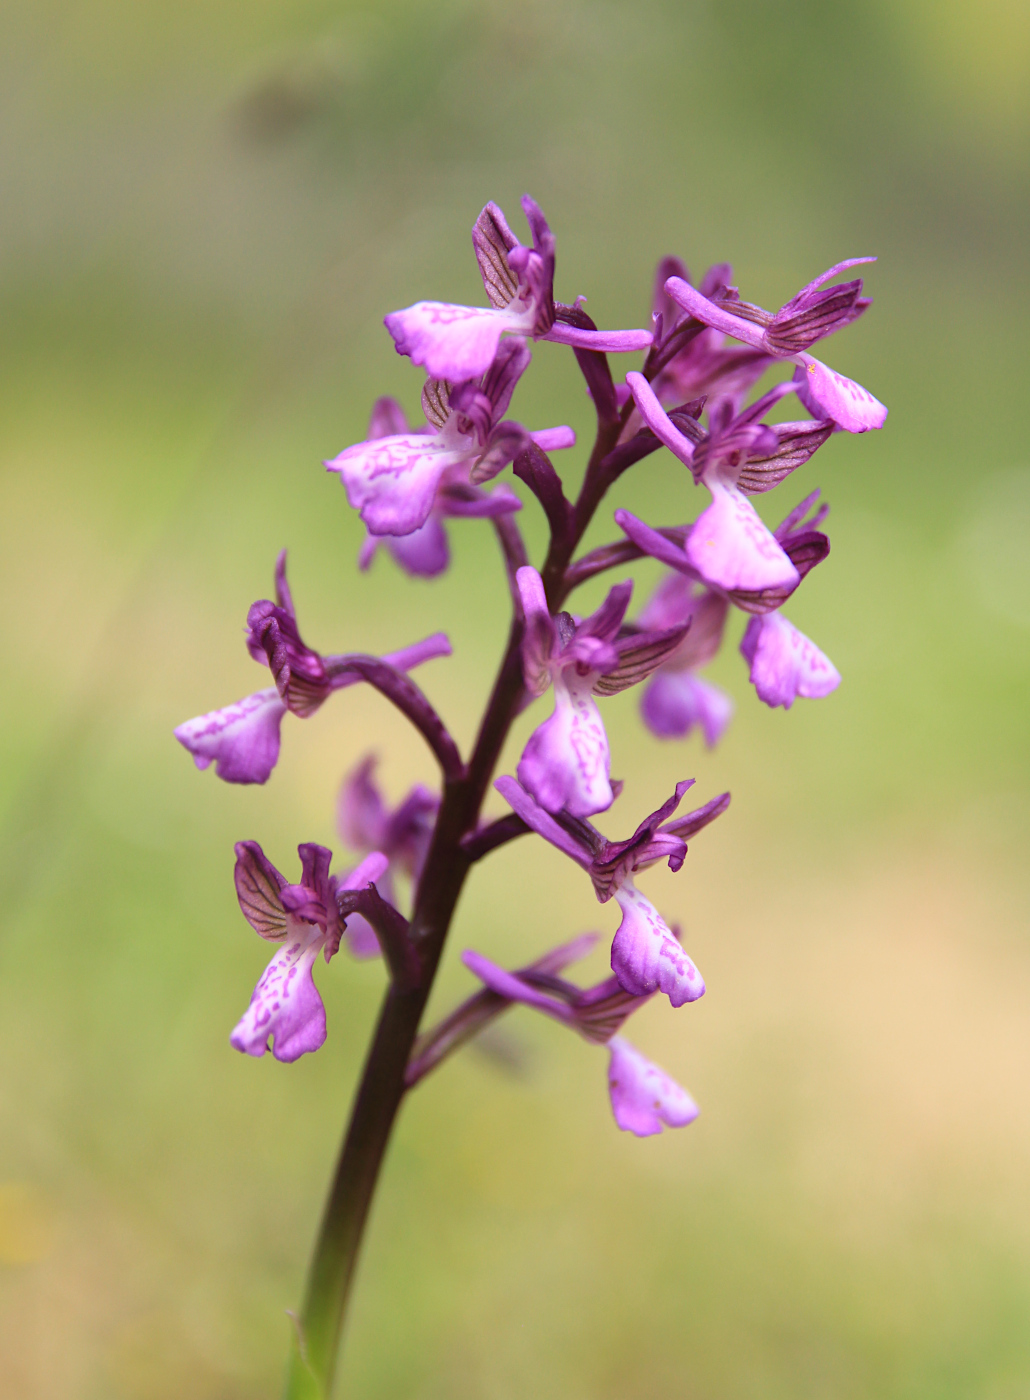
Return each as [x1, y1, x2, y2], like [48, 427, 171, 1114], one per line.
[383, 196, 652, 383]
[326, 339, 574, 540]
[460, 945, 698, 1137]
[230, 843, 388, 1062]
[514, 566, 689, 817]
[495, 774, 729, 1008]
[663, 259, 887, 433]
[174, 551, 452, 784]
[334, 755, 439, 958]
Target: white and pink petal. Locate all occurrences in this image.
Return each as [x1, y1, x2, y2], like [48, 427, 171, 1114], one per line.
[517, 674, 613, 818]
[230, 923, 327, 1063]
[326, 434, 467, 537]
[607, 1037, 699, 1136]
[174, 688, 287, 785]
[740, 611, 840, 709]
[610, 883, 705, 1008]
[686, 484, 800, 593]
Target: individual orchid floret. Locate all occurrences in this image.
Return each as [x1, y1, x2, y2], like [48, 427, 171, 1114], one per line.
[174, 552, 452, 784]
[663, 260, 887, 433]
[495, 774, 729, 1007]
[514, 565, 688, 817]
[635, 574, 734, 746]
[326, 338, 574, 539]
[648, 257, 772, 409]
[614, 476, 831, 620]
[383, 196, 652, 383]
[335, 755, 439, 958]
[351, 396, 527, 578]
[460, 946, 698, 1137]
[230, 842, 388, 1063]
[626, 372, 802, 596]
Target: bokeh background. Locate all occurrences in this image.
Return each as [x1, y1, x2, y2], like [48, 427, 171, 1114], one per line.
[2, 0, 1029, 1395]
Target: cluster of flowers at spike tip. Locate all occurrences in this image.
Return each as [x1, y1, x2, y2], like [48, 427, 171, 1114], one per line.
[495, 773, 730, 1009]
[334, 755, 438, 959]
[173, 551, 452, 783]
[459, 934, 699, 1138]
[230, 841, 390, 1062]
[514, 565, 692, 817]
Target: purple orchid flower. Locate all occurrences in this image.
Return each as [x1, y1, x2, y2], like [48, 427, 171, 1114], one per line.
[174, 552, 451, 784]
[335, 755, 439, 958]
[614, 478, 832, 619]
[230, 843, 389, 1062]
[626, 372, 819, 595]
[325, 338, 574, 540]
[649, 257, 773, 409]
[382, 196, 653, 383]
[515, 566, 689, 818]
[351, 395, 527, 578]
[495, 774, 729, 1007]
[740, 611, 840, 709]
[635, 574, 734, 746]
[663, 259, 887, 434]
[461, 944, 698, 1137]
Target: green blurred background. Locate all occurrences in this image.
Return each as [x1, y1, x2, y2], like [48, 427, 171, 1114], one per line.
[2, 0, 1028, 1395]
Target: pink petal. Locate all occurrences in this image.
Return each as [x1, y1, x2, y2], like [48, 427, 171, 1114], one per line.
[326, 434, 465, 536]
[174, 688, 287, 785]
[610, 883, 705, 1008]
[384, 301, 529, 381]
[543, 324, 653, 353]
[607, 1037, 699, 1136]
[686, 485, 800, 593]
[529, 425, 576, 452]
[517, 675, 613, 818]
[230, 926, 327, 1063]
[793, 357, 887, 433]
[625, 371, 698, 465]
[740, 611, 841, 709]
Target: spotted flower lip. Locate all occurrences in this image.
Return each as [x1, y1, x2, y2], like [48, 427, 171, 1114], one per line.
[230, 843, 388, 1062]
[663, 261, 887, 433]
[494, 774, 728, 1007]
[174, 552, 452, 784]
[383, 196, 652, 383]
[514, 565, 689, 818]
[607, 1036, 699, 1136]
[740, 609, 841, 709]
[326, 338, 574, 539]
